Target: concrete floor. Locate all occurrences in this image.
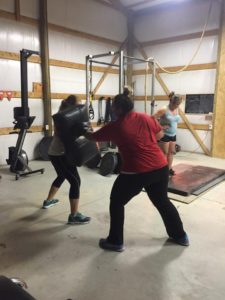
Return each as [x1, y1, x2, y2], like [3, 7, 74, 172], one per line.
[0, 152, 225, 300]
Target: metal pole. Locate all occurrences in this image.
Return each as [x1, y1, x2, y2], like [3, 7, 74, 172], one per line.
[150, 60, 155, 115]
[39, 0, 52, 136]
[85, 55, 90, 108]
[20, 50, 28, 117]
[90, 60, 119, 67]
[119, 51, 124, 94]
[124, 55, 151, 63]
[92, 51, 118, 59]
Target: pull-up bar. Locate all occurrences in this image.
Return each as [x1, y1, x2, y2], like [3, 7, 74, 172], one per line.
[85, 50, 156, 119]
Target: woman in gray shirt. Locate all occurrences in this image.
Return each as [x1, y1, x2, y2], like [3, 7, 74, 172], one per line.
[42, 95, 91, 225]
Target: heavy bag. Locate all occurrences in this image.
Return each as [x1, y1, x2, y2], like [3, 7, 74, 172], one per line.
[85, 152, 101, 169]
[52, 104, 89, 140]
[99, 152, 122, 176]
[68, 137, 99, 167]
[38, 136, 53, 161]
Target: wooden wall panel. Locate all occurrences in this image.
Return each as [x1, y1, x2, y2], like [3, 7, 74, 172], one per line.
[211, 0, 225, 158]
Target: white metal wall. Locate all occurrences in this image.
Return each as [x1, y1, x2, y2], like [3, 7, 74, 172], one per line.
[0, 0, 126, 165]
[0, 0, 222, 165]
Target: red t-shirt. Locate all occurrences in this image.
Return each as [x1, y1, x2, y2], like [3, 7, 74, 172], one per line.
[92, 111, 167, 173]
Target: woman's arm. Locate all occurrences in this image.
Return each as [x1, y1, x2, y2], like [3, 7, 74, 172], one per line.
[153, 108, 166, 119]
[155, 130, 164, 141]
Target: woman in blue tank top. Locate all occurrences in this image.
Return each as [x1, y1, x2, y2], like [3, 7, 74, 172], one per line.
[154, 92, 182, 176]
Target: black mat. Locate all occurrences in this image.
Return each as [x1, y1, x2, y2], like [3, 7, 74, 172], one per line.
[168, 164, 225, 196]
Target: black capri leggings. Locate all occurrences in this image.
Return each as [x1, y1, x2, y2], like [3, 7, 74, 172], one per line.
[49, 155, 81, 199]
[108, 166, 185, 245]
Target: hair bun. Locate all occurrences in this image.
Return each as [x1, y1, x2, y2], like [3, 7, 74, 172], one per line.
[123, 86, 132, 97]
[169, 91, 175, 99]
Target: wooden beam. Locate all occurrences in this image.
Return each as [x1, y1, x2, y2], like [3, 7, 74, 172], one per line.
[211, 0, 225, 158]
[0, 51, 119, 74]
[15, 0, 20, 21]
[0, 122, 211, 135]
[0, 50, 215, 77]
[39, 0, 52, 136]
[0, 9, 121, 46]
[0, 126, 44, 135]
[135, 95, 169, 101]
[140, 29, 219, 48]
[178, 123, 211, 131]
[134, 37, 211, 155]
[132, 62, 217, 75]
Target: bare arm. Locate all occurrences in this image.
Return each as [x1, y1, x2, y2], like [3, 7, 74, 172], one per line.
[153, 108, 167, 119]
[155, 130, 164, 141]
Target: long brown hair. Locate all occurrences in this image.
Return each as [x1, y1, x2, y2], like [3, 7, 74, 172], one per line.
[59, 95, 79, 111]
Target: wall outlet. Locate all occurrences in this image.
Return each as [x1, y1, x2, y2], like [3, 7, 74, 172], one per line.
[209, 124, 213, 130]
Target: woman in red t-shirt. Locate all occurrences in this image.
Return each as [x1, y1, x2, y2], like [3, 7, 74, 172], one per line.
[86, 88, 189, 252]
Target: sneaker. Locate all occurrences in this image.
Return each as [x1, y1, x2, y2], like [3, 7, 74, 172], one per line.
[169, 169, 176, 176]
[67, 212, 91, 225]
[42, 199, 59, 209]
[171, 233, 189, 246]
[99, 238, 125, 252]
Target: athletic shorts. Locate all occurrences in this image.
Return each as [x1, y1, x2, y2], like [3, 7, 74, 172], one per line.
[160, 134, 176, 142]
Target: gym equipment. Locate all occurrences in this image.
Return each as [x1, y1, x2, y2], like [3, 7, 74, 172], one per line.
[6, 49, 44, 180]
[7, 147, 28, 171]
[85, 51, 156, 174]
[97, 96, 105, 125]
[85, 152, 101, 169]
[38, 136, 53, 161]
[99, 152, 122, 176]
[73, 137, 99, 167]
[0, 276, 35, 300]
[168, 163, 225, 196]
[85, 51, 156, 116]
[53, 104, 100, 166]
[53, 104, 89, 136]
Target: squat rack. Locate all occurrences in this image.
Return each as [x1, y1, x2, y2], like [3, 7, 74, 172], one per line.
[85, 51, 156, 118]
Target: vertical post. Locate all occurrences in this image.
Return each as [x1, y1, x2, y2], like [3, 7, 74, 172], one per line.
[126, 12, 134, 87]
[150, 60, 155, 115]
[39, 0, 52, 136]
[119, 50, 124, 93]
[211, 0, 225, 158]
[15, 0, 20, 21]
[86, 55, 90, 108]
[20, 50, 29, 117]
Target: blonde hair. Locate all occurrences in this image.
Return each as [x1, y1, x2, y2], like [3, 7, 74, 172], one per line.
[169, 91, 182, 106]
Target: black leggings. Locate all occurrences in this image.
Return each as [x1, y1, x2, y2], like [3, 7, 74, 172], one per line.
[49, 155, 81, 199]
[108, 166, 185, 245]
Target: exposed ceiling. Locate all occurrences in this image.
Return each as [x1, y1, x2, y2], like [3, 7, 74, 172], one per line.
[93, 0, 198, 16]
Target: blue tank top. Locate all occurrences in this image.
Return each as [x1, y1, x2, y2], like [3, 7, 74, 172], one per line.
[163, 108, 181, 136]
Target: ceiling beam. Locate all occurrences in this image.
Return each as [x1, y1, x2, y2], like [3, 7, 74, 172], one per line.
[108, 0, 130, 16]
